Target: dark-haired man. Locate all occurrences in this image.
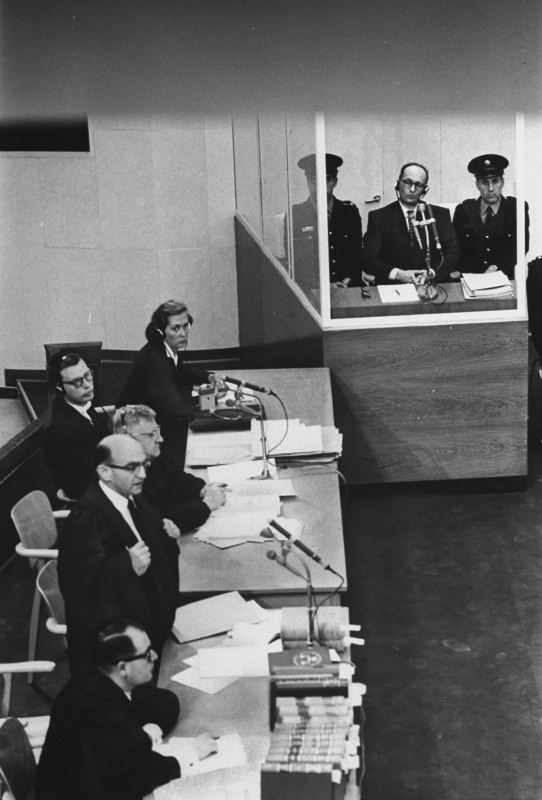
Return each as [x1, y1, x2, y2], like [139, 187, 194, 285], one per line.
[58, 434, 179, 673]
[36, 618, 217, 800]
[362, 162, 459, 284]
[453, 153, 529, 279]
[43, 352, 112, 499]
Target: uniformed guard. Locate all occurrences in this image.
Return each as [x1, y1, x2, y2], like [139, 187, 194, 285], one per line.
[452, 153, 529, 279]
[290, 153, 362, 290]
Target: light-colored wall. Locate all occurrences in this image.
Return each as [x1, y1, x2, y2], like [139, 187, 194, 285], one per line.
[0, 114, 238, 378]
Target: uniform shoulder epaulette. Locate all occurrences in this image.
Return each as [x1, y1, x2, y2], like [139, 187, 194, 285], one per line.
[460, 198, 478, 207]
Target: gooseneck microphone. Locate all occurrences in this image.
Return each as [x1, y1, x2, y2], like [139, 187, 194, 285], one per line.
[267, 519, 332, 572]
[209, 373, 275, 396]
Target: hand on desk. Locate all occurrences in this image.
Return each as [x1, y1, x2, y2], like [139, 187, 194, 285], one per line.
[201, 483, 227, 511]
[128, 541, 151, 575]
[175, 733, 219, 775]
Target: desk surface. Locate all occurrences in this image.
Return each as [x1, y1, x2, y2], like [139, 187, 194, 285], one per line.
[331, 281, 517, 319]
[179, 368, 346, 605]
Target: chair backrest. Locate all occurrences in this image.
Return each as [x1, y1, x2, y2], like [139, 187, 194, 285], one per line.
[36, 562, 65, 627]
[0, 718, 35, 800]
[10, 491, 58, 551]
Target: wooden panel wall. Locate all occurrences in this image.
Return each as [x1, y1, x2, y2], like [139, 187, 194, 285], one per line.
[324, 320, 528, 483]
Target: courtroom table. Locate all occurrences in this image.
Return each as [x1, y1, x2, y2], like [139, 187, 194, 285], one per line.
[179, 368, 347, 607]
[330, 281, 517, 319]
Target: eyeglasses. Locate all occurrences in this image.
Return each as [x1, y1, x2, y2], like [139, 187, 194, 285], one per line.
[112, 645, 156, 665]
[399, 178, 427, 192]
[61, 370, 93, 389]
[106, 460, 150, 473]
[134, 427, 161, 440]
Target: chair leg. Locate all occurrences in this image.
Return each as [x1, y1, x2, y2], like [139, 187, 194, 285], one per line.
[27, 585, 41, 684]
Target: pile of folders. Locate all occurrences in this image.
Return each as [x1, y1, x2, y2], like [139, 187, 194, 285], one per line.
[261, 660, 360, 800]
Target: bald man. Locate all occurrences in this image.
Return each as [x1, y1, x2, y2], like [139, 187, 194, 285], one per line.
[58, 434, 179, 673]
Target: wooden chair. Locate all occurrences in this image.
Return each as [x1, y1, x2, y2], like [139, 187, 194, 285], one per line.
[0, 662, 55, 719]
[10, 491, 68, 683]
[36, 562, 67, 641]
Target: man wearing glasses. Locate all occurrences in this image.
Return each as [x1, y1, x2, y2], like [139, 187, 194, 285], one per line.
[36, 618, 217, 800]
[58, 434, 178, 674]
[362, 162, 459, 285]
[113, 404, 226, 536]
[43, 352, 112, 499]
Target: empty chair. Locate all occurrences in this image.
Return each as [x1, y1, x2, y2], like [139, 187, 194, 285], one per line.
[0, 661, 55, 718]
[36, 562, 67, 641]
[10, 491, 68, 683]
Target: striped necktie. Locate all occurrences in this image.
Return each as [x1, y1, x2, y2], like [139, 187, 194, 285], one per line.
[407, 209, 416, 247]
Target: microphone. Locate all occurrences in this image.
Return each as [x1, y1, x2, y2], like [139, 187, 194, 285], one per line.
[267, 519, 332, 571]
[425, 202, 441, 251]
[210, 373, 275, 396]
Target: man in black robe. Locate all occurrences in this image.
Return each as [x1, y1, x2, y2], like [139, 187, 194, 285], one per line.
[36, 618, 217, 800]
[58, 434, 178, 674]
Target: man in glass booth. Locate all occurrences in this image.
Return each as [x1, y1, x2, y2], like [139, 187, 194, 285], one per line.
[362, 162, 459, 285]
[290, 153, 363, 293]
[453, 153, 529, 279]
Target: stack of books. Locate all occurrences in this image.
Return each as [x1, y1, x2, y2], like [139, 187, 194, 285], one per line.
[460, 271, 514, 299]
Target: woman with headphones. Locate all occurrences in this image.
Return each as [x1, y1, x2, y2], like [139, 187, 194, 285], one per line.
[116, 300, 208, 470]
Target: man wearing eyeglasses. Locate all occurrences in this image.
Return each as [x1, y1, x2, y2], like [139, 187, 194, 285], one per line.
[36, 618, 217, 800]
[43, 352, 112, 499]
[113, 404, 226, 537]
[362, 162, 459, 285]
[58, 434, 179, 674]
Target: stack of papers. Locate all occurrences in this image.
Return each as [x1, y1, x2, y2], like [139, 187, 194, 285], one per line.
[172, 592, 269, 644]
[460, 271, 513, 299]
[254, 418, 323, 457]
[194, 510, 303, 549]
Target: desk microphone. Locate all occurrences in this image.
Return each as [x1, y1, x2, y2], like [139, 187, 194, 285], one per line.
[266, 519, 333, 572]
[211, 374, 275, 396]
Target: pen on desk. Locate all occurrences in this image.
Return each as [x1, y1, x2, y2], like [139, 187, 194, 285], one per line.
[395, 289, 400, 295]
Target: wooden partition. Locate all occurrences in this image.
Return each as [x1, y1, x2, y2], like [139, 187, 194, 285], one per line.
[235, 214, 529, 484]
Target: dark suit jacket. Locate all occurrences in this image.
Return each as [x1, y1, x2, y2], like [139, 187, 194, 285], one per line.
[58, 483, 178, 673]
[117, 339, 207, 469]
[36, 671, 181, 800]
[43, 397, 112, 499]
[291, 196, 363, 287]
[143, 455, 210, 534]
[452, 196, 529, 279]
[362, 201, 459, 284]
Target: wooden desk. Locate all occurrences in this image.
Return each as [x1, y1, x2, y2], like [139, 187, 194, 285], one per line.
[330, 282, 517, 319]
[156, 637, 270, 800]
[179, 368, 346, 606]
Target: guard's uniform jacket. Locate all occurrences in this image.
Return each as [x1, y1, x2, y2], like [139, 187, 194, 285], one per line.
[291, 196, 363, 286]
[452, 196, 529, 279]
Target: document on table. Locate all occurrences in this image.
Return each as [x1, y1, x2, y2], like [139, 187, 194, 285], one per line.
[207, 459, 277, 483]
[377, 284, 420, 303]
[193, 510, 273, 545]
[172, 591, 268, 644]
[196, 642, 281, 677]
[211, 494, 281, 516]
[154, 732, 247, 775]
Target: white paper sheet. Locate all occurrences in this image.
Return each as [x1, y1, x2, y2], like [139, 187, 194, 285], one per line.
[172, 591, 266, 643]
[207, 460, 277, 483]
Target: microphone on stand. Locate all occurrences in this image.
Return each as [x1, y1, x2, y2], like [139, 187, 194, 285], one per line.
[264, 519, 335, 573]
[424, 202, 441, 251]
[209, 373, 275, 396]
